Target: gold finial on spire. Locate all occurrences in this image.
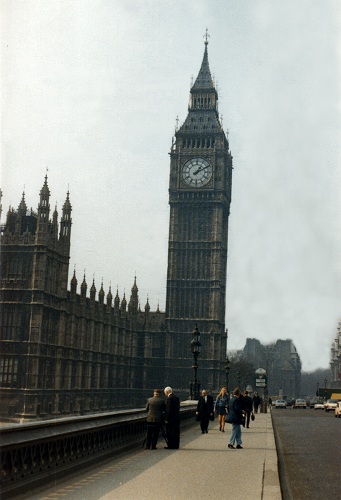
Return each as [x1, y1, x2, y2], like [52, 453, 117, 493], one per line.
[204, 28, 210, 45]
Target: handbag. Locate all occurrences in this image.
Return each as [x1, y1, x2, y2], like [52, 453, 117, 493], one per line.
[251, 412, 255, 421]
[225, 412, 233, 424]
[209, 413, 215, 421]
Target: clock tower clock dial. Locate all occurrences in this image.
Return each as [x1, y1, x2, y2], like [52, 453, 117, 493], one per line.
[165, 35, 233, 392]
[181, 158, 212, 187]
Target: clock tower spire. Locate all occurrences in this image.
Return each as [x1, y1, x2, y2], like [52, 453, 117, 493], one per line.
[165, 35, 233, 392]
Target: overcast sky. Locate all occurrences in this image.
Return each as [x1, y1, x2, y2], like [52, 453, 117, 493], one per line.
[2, 0, 340, 372]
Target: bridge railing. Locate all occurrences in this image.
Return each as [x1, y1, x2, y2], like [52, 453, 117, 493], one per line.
[0, 401, 197, 497]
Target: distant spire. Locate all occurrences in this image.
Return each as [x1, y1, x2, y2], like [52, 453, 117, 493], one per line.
[18, 191, 27, 214]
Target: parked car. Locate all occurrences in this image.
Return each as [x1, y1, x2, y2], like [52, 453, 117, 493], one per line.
[324, 399, 338, 412]
[293, 398, 306, 409]
[334, 401, 341, 418]
[314, 402, 325, 410]
[275, 399, 287, 409]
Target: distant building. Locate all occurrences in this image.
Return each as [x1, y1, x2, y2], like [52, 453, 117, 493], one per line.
[330, 320, 341, 388]
[242, 338, 301, 399]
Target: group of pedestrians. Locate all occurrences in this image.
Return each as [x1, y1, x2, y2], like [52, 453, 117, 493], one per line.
[195, 387, 258, 450]
[145, 385, 260, 451]
[145, 386, 180, 450]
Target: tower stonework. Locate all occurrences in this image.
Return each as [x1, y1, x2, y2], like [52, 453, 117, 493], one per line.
[165, 39, 233, 393]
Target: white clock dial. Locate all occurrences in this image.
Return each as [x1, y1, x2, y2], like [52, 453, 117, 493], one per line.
[181, 158, 212, 187]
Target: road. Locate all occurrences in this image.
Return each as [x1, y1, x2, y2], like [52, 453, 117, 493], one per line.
[271, 407, 340, 499]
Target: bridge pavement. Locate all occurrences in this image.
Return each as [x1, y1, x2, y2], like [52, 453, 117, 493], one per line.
[26, 413, 281, 500]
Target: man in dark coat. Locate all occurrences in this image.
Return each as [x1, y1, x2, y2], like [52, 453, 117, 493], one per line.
[253, 392, 261, 413]
[227, 387, 244, 449]
[145, 389, 166, 449]
[243, 390, 253, 428]
[164, 386, 180, 449]
[196, 389, 214, 433]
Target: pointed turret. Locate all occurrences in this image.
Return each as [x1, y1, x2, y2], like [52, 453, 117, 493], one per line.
[114, 288, 120, 315]
[98, 280, 105, 305]
[128, 275, 138, 315]
[18, 192, 27, 216]
[36, 175, 50, 243]
[121, 292, 127, 315]
[51, 204, 59, 241]
[90, 278, 96, 302]
[106, 285, 113, 310]
[80, 273, 87, 302]
[70, 268, 77, 296]
[144, 297, 150, 314]
[59, 190, 72, 252]
[15, 191, 27, 234]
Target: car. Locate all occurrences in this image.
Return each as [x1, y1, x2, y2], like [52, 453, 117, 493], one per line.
[275, 399, 287, 409]
[334, 401, 341, 418]
[293, 398, 306, 409]
[324, 399, 338, 412]
[314, 402, 325, 410]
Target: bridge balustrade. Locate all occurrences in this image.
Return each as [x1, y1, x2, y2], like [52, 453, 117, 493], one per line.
[0, 403, 196, 497]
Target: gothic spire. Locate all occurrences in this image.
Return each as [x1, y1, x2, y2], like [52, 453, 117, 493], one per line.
[191, 30, 215, 92]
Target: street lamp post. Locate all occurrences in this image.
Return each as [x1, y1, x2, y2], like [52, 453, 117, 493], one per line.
[225, 356, 230, 394]
[190, 325, 201, 400]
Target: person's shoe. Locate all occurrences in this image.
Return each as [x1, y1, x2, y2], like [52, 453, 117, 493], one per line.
[236, 445, 243, 449]
[205, 430, 208, 433]
[247, 426, 250, 428]
[219, 425, 221, 431]
[222, 429, 225, 432]
[228, 444, 235, 449]
[201, 431, 205, 434]
[151, 447, 157, 449]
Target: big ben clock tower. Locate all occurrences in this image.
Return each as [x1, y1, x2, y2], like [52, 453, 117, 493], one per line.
[165, 34, 233, 393]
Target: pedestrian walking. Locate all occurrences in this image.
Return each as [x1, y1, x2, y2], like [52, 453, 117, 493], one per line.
[145, 389, 166, 450]
[226, 387, 244, 449]
[243, 390, 253, 428]
[196, 389, 214, 433]
[253, 392, 261, 413]
[215, 387, 229, 432]
[164, 386, 180, 449]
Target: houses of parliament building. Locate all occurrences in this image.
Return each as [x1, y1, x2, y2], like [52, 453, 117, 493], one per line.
[0, 38, 233, 420]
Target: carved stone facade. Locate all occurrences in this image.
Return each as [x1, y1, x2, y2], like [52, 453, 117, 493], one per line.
[0, 182, 166, 419]
[165, 39, 232, 392]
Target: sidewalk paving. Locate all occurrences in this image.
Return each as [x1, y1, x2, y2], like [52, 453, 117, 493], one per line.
[31, 412, 281, 500]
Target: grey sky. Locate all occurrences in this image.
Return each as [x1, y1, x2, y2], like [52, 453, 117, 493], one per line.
[1, 0, 340, 371]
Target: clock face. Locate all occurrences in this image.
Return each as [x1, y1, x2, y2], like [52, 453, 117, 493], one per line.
[181, 158, 212, 188]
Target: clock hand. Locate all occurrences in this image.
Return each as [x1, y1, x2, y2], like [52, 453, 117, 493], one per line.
[193, 165, 206, 175]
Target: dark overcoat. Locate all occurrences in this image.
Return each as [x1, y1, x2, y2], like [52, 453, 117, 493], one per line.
[227, 396, 243, 424]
